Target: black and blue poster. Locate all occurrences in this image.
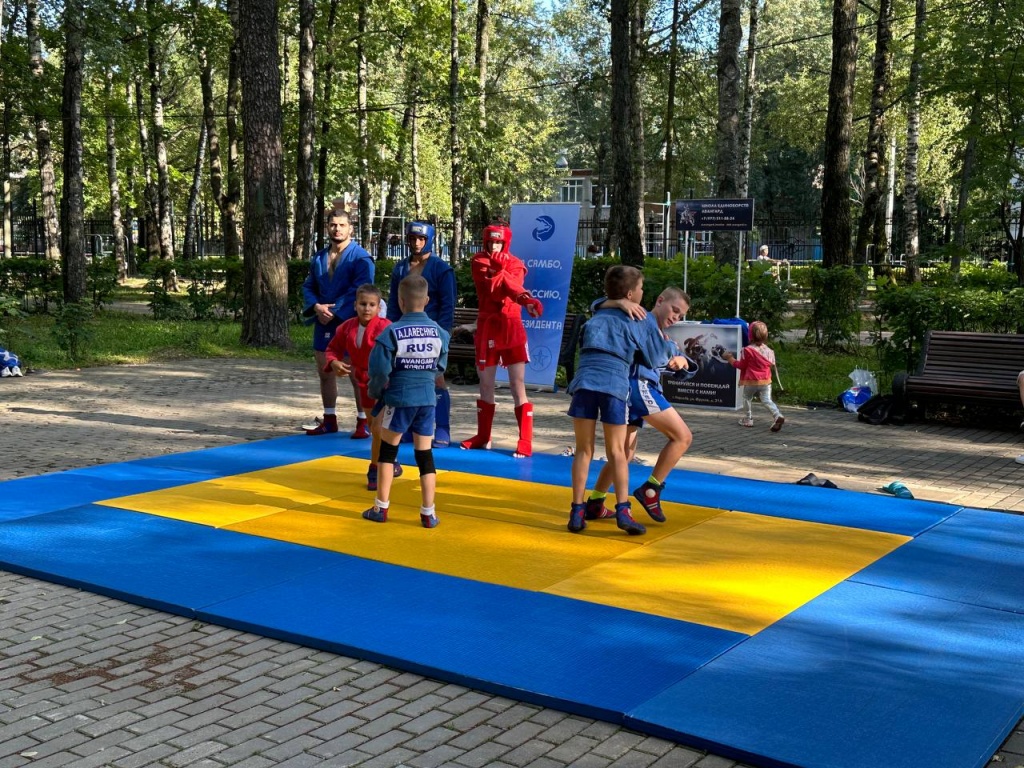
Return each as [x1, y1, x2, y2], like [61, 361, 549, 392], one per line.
[661, 323, 741, 410]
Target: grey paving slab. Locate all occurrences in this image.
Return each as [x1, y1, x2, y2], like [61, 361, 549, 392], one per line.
[1, 358, 1022, 767]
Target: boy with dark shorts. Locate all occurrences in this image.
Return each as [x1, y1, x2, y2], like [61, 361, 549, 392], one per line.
[363, 275, 450, 528]
[323, 284, 403, 490]
[566, 266, 677, 536]
[585, 287, 694, 522]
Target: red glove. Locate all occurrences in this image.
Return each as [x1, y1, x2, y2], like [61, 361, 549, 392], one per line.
[519, 294, 543, 317]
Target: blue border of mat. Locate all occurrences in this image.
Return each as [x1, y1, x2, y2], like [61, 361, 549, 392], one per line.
[2, 434, 1023, 768]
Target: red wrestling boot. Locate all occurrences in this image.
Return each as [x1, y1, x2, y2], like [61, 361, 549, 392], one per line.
[350, 417, 370, 439]
[514, 403, 533, 458]
[460, 399, 495, 450]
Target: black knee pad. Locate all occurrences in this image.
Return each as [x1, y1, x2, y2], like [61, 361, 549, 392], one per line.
[414, 449, 436, 476]
[378, 441, 400, 465]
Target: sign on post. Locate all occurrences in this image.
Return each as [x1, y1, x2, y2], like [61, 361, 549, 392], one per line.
[675, 199, 755, 232]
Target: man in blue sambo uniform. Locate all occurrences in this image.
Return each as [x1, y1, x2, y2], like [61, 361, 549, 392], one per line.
[365, 275, 450, 528]
[301, 210, 375, 436]
[387, 221, 457, 447]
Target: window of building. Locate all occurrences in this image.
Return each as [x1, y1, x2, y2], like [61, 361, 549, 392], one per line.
[560, 179, 584, 203]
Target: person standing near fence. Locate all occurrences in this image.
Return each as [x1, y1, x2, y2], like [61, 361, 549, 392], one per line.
[301, 210, 375, 436]
[387, 221, 457, 447]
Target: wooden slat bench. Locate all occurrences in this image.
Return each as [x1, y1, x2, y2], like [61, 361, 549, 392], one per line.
[892, 331, 1024, 410]
[447, 307, 583, 384]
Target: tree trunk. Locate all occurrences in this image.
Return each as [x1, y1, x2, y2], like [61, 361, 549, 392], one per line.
[134, 77, 160, 262]
[147, 0, 175, 263]
[357, 0, 372, 247]
[27, 0, 60, 262]
[854, 0, 892, 265]
[195, 0, 229, 259]
[714, 0, 742, 264]
[820, 0, 858, 267]
[377, 75, 416, 262]
[609, 0, 643, 266]
[738, 0, 763, 199]
[412, 97, 423, 218]
[224, 0, 242, 259]
[60, 0, 86, 303]
[291, 0, 316, 263]
[902, 0, 924, 281]
[315, 0, 340, 249]
[183, 121, 206, 260]
[105, 72, 127, 279]
[662, 0, 679, 202]
[450, 0, 465, 262]
[237, 0, 291, 348]
[953, 96, 980, 273]
[475, 0, 491, 223]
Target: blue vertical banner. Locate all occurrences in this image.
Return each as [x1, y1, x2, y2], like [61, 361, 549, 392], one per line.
[496, 203, 581, 390]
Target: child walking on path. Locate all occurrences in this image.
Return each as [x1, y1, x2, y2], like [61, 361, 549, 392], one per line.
[585, 287, 694, 523]
[363, 275, 450, 528]
[323, 284, 402, 491]
[565, 266, 678, 537]
[724, 320, 785, 432]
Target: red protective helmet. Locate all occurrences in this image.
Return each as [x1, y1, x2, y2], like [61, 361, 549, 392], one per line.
[482, 224, 512, 252]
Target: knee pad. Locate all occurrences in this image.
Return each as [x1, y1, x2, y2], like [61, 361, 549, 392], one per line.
[378, 441, 400, 465]
[414, 448, 436, 476]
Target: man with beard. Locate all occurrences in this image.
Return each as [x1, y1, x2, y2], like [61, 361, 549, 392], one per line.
[301, 209, 375, 436]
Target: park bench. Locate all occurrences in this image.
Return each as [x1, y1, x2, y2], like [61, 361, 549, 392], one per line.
[892, 330, 1024, 411]
[447, 307, 583, 385]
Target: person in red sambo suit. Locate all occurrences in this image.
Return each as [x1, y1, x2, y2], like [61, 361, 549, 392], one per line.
[460, 223, 544, 457]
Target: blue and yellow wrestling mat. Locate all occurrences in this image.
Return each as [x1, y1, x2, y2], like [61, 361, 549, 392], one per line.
[2, 436, 1023, 768]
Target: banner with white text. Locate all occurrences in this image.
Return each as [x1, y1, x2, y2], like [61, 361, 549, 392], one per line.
[496, 203, 581, 390]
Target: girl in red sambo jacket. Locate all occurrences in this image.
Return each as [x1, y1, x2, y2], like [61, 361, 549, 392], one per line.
[460, 223, 544, 457]
[324, 283, 403, 489]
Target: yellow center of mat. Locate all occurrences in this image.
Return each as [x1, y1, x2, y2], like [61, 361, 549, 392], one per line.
[100, 455, 909, 635]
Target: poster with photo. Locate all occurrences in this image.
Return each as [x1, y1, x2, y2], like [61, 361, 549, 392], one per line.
[661, 322, 742, 410]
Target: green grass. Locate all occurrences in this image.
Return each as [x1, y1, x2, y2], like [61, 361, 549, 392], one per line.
[6, 311, 311, 370]
[775, 340, 889, 406]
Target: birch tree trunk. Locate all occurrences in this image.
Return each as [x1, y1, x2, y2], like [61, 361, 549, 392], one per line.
[738, 0, 763, 199]
[357, 0, 372, 247]
[147, 0, 175, 263]
[663, 0, 679, 202]
[27, 0, 60, 261]
[902, 0, 924, 281]
[315, 0, 339, 249]
[60, 0, 86, 302]
[105, 72, 127, 279]
[412, 97, 423, 218]
[183, 121, 206, 260]
[224, 0, 241, 259]
[290, 0, 316, 262]
[134, 77, 161, 263]
[238, 0, 290, 348]
[450, 0, 465, 261]
[820, 0, 858, 267]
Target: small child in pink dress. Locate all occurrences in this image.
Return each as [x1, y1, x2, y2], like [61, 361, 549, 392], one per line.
[724, 320, 785, 432]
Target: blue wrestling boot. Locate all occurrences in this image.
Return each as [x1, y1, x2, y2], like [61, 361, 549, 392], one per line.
[615, 502, 646, 536]
[567, 502, 587, 533]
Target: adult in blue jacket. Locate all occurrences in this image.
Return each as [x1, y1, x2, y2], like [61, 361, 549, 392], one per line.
[301, 210, 375, 435]
[387, 221, 457, 447]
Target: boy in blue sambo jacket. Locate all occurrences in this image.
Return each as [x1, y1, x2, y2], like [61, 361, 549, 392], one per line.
[364, 275, 451, 529]
[566, 265, 678, 537]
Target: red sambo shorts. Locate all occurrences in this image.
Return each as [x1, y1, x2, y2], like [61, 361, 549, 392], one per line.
[475, 335, 529, 369]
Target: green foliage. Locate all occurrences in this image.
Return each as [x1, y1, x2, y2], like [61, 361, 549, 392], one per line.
[52, 301, 95, 363]
[0, 258, 61, 310]
[88, 256, 121, 309]
[0, 294, 26, 348]
[874, 282, 1024, 373]
[805, 267, 865, 352]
